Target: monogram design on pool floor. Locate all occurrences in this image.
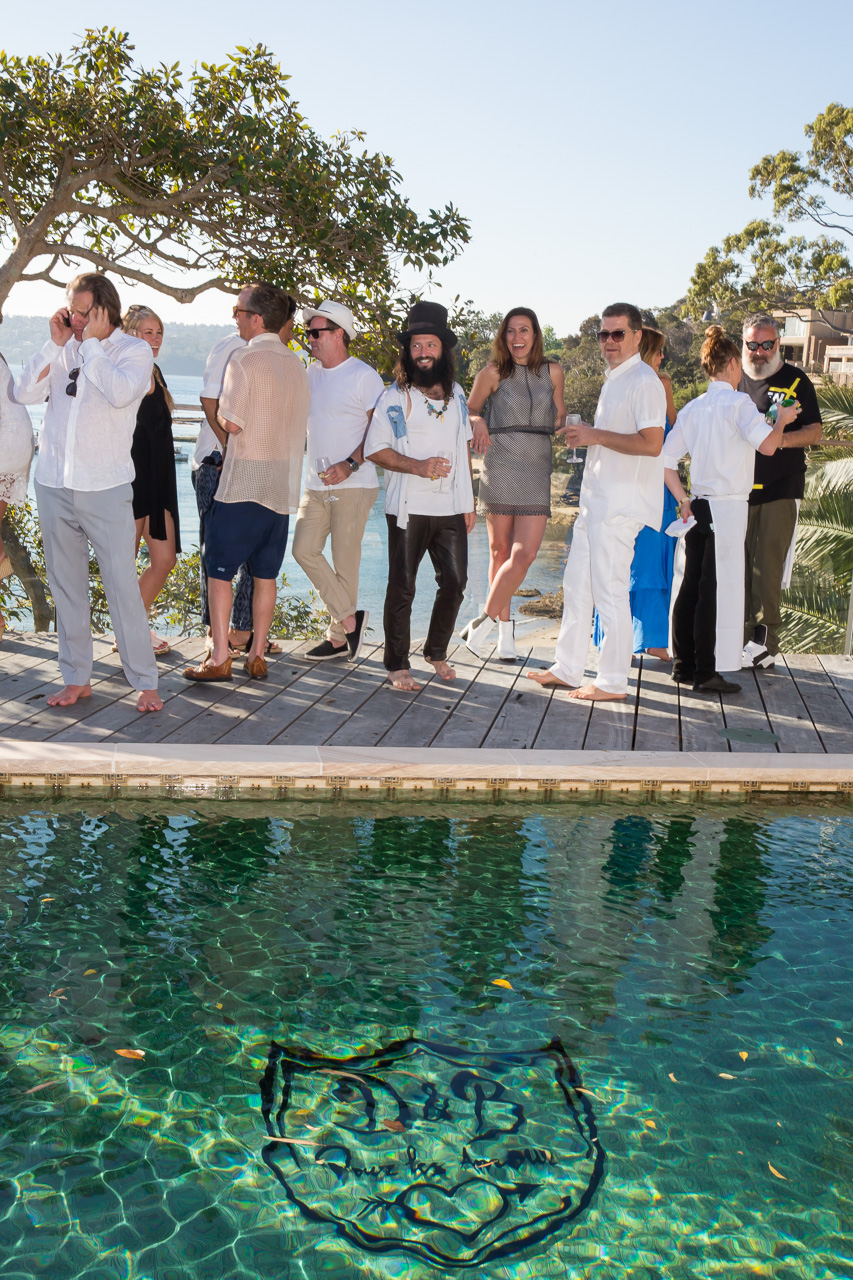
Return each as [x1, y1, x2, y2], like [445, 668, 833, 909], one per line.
[259, 1036, 605, 1268]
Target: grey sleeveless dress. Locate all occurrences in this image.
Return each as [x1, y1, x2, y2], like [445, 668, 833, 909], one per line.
[479, 362, 556, 516]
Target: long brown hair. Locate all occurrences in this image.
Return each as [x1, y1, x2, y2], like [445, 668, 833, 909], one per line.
[492, 308, 546, 381]
[122, 305, 174, 412]
[639, 326, 665, 366]
[700, 324, 740, 379]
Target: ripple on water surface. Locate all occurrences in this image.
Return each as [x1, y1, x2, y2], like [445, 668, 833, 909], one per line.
[0, 797, 851, 1278]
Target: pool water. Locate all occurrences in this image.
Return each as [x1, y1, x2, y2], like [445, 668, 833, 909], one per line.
[0, 797, 851, 1278]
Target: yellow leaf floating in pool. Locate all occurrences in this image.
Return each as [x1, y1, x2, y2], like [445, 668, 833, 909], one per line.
[115, 1049, 145, 1060]
[768, 1163, 787, 1180]
[48, 989, 67, 997]
[382, 1119, 406, 1133]
[643, 1120, 657, 1129]
[40, 897, 55, 903]
[719, 1073, 735, 1080]
[837, 1037, 844, 1046]
[668, 1073, 678, 1083]
[739, 1052, 748, 1061]
[491, 979, 513, 990]
[83, 970, 97, 976]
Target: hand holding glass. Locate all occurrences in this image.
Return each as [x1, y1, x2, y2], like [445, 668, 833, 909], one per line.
[315, 456, 339, 502]
[437, 450, 452, 492]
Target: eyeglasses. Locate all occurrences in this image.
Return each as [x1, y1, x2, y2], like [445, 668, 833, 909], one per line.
[598, 329, 627, 342]
[65, 368, 80, 397]
[745, 339, 778, 352]
[306, 327, 333, 339]
[232, 307, 259, 319]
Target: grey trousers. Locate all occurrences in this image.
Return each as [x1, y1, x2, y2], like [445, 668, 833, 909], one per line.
[35, 480, 159, 691]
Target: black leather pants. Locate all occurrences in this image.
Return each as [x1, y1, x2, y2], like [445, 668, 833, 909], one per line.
[383, 514, 468, 671]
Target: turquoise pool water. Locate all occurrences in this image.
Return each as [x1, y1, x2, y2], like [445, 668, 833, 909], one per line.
[0, 796, 851, 1278]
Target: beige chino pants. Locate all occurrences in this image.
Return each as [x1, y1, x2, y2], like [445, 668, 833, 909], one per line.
[292, 486, 378, 642]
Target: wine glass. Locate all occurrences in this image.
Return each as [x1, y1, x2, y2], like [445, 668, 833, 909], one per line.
[565, 414, 582, 464]
[436, 450, 452, 492]
[315, 456, 339, 503]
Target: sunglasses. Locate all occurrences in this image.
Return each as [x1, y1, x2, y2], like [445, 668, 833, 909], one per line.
[306, 327, 333, 339]
[232, 307, 259, 319]
[65, 367, 80, 397]
[597, 329, 627, 342]
[745, 339, 778, 352]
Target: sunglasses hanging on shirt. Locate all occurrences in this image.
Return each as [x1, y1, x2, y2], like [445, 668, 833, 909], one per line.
[66, 368, 81, 397]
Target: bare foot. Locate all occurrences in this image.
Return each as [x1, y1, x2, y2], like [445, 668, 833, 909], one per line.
[526, 670, 575, 688]
[47, 684, 92, 707]
[567, 684, 627, 702]
[387, 669, 421, 691]
[425, 658, 456, 681]
[136, 688, 163, 713]
[645, 647, 671, 662]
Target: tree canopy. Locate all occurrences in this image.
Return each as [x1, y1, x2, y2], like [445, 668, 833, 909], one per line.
[0, 29, 469, 335]
[686, 104, 853, 327]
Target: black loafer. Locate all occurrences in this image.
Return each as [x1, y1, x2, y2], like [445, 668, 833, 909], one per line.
[693, 674, 741, 694]
[346, 610, 369, 661]
[306, 639, 348, 661]
[671, 670, 695, 684]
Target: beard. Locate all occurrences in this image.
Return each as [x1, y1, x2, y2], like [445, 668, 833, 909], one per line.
[403, 345, 454, 392]
[743, 348, 783, 380]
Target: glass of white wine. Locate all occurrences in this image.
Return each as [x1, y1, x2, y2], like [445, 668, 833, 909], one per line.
[315, 456, 339, 503]
[436, 450, 452, 492]
[565, 414, 582, 464]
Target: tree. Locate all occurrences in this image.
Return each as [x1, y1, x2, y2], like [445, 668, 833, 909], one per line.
[0, 29, 470, 334]
[686, 104, 853, 326]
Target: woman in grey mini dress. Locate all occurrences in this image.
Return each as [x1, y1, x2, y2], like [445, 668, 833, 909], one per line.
[461, 308, 565, 659]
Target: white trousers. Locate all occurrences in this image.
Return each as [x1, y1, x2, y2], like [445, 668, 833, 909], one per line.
[708, 497, 748, 674]
[550, 513, 642, 695]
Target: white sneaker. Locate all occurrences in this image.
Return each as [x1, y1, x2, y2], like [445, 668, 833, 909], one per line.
[497, 619, 517, 662]
[463, 613, 495, 657]
[742, 640, 775, 669]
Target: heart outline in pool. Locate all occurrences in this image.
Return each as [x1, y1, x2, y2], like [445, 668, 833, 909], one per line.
[259, 1035, 605, 1268]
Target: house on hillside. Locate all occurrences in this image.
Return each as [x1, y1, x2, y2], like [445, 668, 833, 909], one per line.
[772, 308, 853, 383]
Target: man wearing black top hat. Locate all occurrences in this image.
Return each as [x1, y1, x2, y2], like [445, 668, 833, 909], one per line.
[364, 302, 476, 690]
[739, 314, 822, 669]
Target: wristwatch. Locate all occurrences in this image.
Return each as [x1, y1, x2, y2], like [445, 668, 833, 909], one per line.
[346, 456, 360, 472]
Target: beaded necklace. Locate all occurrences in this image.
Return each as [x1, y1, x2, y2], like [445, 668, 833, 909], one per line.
[416, 387, 452, 419]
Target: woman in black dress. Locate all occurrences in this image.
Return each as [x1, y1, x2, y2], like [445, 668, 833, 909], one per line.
[123, 305, 181, 656]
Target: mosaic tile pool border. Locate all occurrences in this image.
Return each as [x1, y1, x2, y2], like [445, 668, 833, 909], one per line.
[0, 742, 852, 796]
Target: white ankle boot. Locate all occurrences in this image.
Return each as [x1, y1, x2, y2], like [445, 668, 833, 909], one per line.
[463, 613, 495, 657]
[497, 619, 517, 662]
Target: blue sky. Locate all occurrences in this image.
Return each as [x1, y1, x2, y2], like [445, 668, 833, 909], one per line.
[3, 0, 852, 334]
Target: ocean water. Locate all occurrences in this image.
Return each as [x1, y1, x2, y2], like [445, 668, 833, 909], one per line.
[0, 794, 850, 1278]
[23, 375, 568, 638]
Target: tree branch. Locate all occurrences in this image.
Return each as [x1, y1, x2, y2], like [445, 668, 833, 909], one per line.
[39, 242, 231, 301]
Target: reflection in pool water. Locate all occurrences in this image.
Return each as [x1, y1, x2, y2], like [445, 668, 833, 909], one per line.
[0, 797, 850, 1278]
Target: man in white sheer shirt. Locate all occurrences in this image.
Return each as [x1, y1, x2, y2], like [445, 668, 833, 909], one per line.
[16, 273, 161, 713]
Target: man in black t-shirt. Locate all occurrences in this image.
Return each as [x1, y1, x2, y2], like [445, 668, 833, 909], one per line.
[739, 314, 822, 667]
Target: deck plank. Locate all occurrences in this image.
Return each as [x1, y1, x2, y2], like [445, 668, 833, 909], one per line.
[816, 654, 853, 719]
[756, 659, 824, 753]
[483, 648, 553, 748]
[273, 648, 392, 745]
[632, 656, 680, 752]
[718, 668, 779, 753]
[784, 653, 853, 753]
[378, 644, 489, 747]
[679, 682, 727, 754]
[581, 661, 639, 751]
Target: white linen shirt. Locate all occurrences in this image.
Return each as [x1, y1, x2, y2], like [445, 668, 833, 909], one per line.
[580, 353, 667, 527]
[663, 380, 772, 501]
[16, 329, 153, 492]
[194, 332, 246, 469]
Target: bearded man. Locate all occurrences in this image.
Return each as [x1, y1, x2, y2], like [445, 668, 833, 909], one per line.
[364, 302, 476, 691]
[739, 314, 822, 669]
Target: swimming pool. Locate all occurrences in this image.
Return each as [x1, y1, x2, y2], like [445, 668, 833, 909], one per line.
[0, 796, 850, 1277]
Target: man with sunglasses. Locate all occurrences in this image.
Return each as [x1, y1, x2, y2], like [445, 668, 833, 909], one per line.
[15, 272, 161, 713]
[739, 314, 822, 669]
[292, 301, 383, 662]
[528, 302, 665, 702]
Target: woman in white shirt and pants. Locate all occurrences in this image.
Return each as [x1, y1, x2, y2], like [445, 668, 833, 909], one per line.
[663, 326, 800, 694]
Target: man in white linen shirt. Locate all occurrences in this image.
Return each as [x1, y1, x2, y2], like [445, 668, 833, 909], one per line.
[293, 300, 383, 663]
[193, 291, 297, 656]
[16, 273, 161, 713]
[528, 302, 666, 702]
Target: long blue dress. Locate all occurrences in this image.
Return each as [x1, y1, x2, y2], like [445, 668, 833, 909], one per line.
[592, 418, 676, 653]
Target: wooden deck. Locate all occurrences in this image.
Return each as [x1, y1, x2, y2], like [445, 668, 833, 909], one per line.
[2, 630, 853, 755]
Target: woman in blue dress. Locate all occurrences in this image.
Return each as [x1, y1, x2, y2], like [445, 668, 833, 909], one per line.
[593, 326, 677, 660]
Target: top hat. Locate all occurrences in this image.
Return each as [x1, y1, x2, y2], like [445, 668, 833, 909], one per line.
[397, 301, 457, 349]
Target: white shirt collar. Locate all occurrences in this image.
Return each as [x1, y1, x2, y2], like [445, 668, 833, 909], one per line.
[248, 332, 283, 348]
[604, 351, 642, 381]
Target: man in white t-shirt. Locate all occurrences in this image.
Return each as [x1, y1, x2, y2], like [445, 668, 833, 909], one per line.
[292, 301, 383, 661]
[365, 302, 476, 691]
[194, 291, 296, 654]
[528, 303, 666, 702]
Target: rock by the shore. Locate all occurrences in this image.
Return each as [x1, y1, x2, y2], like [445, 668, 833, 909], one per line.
[519, 588, 563, 618]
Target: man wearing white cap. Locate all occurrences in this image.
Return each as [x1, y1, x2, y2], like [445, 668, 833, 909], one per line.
[293, 300, 384, 660]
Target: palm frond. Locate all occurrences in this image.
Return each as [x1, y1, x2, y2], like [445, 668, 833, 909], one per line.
[817, 383, 853, 429]
[781, 571, 848, 653]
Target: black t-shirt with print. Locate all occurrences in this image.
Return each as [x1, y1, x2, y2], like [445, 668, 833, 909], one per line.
[738, 362, 821, 505]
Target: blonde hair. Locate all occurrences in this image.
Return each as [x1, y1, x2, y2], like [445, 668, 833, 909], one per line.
[639, 326, 665, 366]
[122, 306, 173, 412]
[700, 324, 740, 379]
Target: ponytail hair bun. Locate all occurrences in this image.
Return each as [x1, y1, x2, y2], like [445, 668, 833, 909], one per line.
[700, 324, 740, 378]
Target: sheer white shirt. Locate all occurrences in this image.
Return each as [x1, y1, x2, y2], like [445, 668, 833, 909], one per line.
[663, 380, 772, 501]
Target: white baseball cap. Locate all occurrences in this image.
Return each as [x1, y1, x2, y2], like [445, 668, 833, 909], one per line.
[302, 300, 356, 340]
